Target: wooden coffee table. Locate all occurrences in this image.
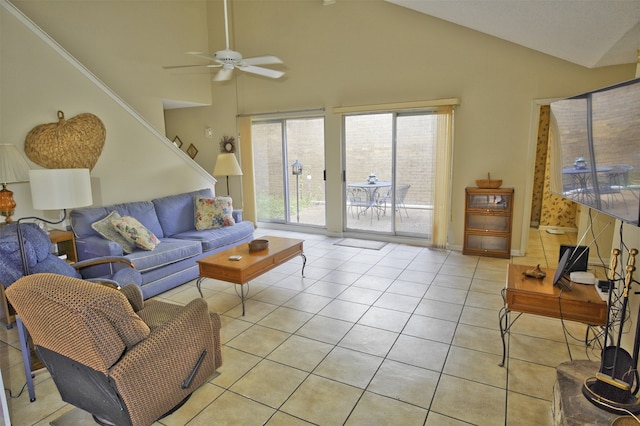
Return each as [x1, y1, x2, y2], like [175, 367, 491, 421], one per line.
[196, 236, 306, 315]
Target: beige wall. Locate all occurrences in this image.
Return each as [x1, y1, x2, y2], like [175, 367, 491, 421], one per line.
[4, 0, 637, 251]
[0, 2, 216, 221]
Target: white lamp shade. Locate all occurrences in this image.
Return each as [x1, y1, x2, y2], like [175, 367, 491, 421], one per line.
[0, 144, 30, 184]
[213, 153, 243, 177]
[29, 169, 93, 210]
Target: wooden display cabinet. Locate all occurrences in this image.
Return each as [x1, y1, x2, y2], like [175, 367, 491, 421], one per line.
[463, 187, 514, 259]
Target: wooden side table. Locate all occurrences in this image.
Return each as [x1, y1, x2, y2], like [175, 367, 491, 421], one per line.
[48, 229, 77, 263]
[498, 264, 607, 366]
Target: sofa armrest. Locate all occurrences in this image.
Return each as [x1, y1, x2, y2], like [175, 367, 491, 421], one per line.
[232, 209, 243, 223]
[75, 235, 124, 260]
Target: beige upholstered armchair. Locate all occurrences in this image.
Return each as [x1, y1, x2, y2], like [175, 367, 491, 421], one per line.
[6, 273, 222, 426]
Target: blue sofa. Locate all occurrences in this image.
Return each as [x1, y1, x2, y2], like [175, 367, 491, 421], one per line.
[70, 188, 254, 299]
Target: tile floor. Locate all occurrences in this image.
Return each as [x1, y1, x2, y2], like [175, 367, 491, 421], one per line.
[1, 227, 595, 426]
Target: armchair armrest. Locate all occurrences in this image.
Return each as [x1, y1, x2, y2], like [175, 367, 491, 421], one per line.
[73, 256, 136, 271]
[74, 257, 142, 287]
[110, 299, 219, 426]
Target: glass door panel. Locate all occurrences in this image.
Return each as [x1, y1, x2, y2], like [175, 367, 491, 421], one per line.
[253, 117, 325, 226]
[395, 114, 434, 236]
[253, 121, 286, 222]
[345, 114, 392, 233]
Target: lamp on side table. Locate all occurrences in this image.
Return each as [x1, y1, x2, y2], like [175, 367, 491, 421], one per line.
[213, 153, 243, 196]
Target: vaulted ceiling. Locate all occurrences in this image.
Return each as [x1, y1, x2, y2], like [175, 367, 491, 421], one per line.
[385, 0, 640, 68]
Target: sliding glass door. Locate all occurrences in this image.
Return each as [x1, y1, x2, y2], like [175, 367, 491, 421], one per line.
[252, 117, 325, 227]
[344, 111, 441, 239]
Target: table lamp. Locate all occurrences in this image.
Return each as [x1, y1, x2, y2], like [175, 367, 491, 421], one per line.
[213, 153, 243, 196]
[0, 145, 31, 225]
[17, 168, 93, 275]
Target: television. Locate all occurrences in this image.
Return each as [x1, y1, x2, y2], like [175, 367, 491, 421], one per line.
[549, 78, 640, 226]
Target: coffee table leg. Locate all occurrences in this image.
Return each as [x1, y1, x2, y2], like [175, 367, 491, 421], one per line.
[240, 284, 245, 316]
[300, 253, 306, 277]
[196, 277, 204, 298]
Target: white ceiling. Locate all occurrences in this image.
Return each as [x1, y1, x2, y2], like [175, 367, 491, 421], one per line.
[385, 0, 640, 68]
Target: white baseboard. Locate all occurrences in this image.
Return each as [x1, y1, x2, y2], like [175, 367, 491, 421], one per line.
[539, 225, 578, 234]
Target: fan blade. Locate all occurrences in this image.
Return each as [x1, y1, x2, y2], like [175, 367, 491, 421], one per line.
[237, 65, 285, 79]
[163, 64, 221, 69]
[242, 55, 283, 66]
[214, 68, 234, 81]
[186, 51, 217, 62]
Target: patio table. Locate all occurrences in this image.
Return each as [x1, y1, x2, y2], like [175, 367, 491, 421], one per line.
[347, 181, 391, 222]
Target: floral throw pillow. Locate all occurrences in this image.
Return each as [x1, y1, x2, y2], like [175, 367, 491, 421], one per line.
[111, 216, 160, 251]
[194, 196, 235, 230]
[91, 211, 136, 254]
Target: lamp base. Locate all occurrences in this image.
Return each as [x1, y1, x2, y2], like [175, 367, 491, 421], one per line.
[0, 184, 17, 224]
[0, 210, 14, 225]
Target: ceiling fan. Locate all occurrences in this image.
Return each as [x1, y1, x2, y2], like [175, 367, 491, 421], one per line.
[163, 0, 285, 81]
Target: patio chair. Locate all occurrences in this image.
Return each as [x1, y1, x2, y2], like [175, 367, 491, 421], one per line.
[6, 273, 222, 426]
[347, 188, 370, 219]
[377, 184, 411, 221]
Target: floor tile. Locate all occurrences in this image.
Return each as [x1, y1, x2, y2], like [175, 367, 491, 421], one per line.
[257, 307, 314, 333]
[443, 346, 506, 388]
[506, 391, 553, 426]
[414, 298, 463, 322]
[403, 314, 457, 344]
[267, 335, 333, 372]
[338, 324, 399, 357]
[295, 315, 354, 345]
[318, 298, 370, 322]
[357, 306, 411, 333]
[367, 359, 439, 408]
[280, 374, 363, 425]
[230, 359, 308, 408]
[345, 391, 428, 425]
[313, 346, 383, 388]
[188, 390, 275, 425]
[226, 325, 290, 357]
[387, 333, 450, 372]
[373, 292, 421, 313]
[431, 374, 506, 425]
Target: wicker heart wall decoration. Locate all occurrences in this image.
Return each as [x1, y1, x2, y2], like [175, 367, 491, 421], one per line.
[25, 110, 106, 170]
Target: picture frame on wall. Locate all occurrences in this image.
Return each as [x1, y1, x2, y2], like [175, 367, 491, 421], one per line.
[172, 136, 183, 148]
[187, 143, 198, 159]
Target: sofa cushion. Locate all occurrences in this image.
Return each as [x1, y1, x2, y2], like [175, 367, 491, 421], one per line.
[123, 238, 202, 272]
[111, 216, 160, 251]
[152, 188, 213, 237]
[172, 220, 254, 252]
[91, 211, 136, 254]
[194, 196, 235, 230]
